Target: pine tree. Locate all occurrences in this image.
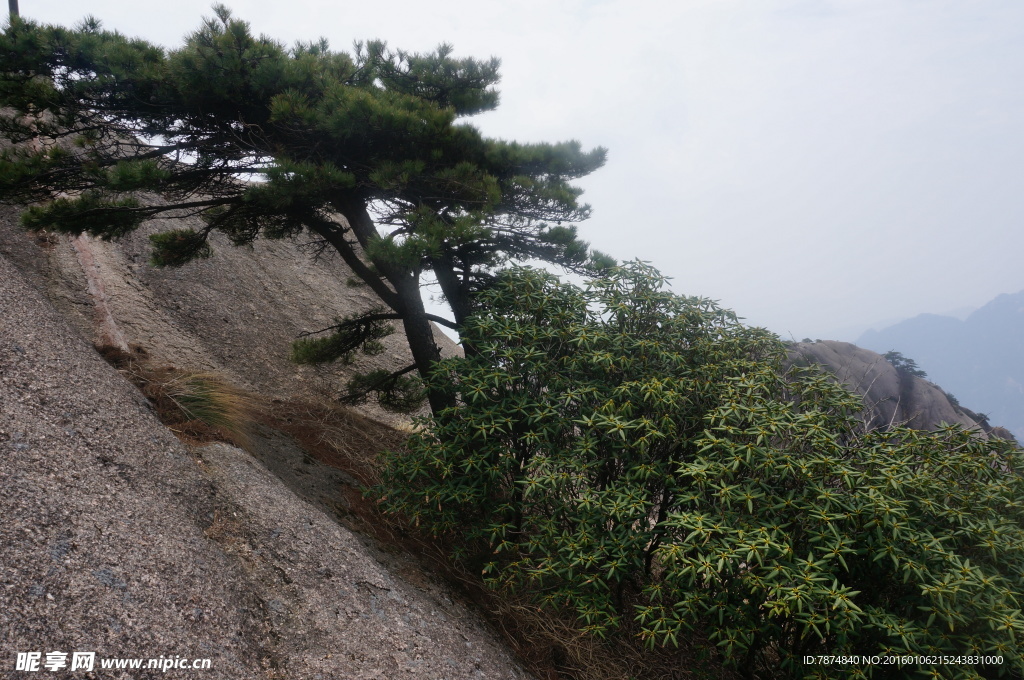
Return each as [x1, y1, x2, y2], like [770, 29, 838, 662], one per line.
[0, 6, 609, 412]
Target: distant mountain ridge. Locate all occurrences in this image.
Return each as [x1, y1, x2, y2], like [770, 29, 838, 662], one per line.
[857, 289, 1024, 441]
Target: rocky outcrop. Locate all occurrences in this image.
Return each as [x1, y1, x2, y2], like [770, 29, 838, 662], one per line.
[788, 340, 1016, 441]
[0, 219, 529, 678]
[857, 291, 1024, 442]
[0, 200, 459, 427]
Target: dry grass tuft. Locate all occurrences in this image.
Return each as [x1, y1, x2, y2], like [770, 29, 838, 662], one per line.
[148, 371, 260, 445]
[96, 343, 260, 448]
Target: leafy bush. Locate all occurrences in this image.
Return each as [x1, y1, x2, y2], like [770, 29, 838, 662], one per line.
[378, 262, 1024, 679]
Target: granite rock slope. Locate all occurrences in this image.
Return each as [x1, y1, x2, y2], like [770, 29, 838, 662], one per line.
[788, 340, 1016, 441]
[0, 199, 459, 426]
[857, 292, 1024, 442]
[0, 246, 531, 678]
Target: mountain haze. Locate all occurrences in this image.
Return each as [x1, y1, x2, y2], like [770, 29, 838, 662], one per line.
[858, 289, 1024, 441]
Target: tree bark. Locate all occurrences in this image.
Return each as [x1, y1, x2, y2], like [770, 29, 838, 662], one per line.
[331, 195, 454, 413]
[304, 214, 400, 311]
[432, 258, 471, 329]
[397, 285, 452, 413]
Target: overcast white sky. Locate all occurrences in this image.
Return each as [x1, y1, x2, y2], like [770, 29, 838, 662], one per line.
[20, 0, 1024, 340]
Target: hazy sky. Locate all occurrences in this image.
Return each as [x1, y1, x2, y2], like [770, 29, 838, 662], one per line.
[18, 0, 1024, 340]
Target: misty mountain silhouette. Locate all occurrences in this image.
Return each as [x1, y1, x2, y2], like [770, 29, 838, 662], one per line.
[858, 289, 1024, 441]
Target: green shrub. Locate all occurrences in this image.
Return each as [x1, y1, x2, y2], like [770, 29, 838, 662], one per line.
[378, 262, 1024, 679]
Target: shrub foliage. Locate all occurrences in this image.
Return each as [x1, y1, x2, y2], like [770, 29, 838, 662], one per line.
[378, 262, 1024, 679]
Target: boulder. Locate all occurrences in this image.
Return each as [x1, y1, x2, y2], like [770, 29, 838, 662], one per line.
[788, 340, 1013, 440]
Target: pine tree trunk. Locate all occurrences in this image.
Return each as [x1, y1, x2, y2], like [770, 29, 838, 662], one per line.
[400, 298, 452, 413]
[333, 194, 454, 413]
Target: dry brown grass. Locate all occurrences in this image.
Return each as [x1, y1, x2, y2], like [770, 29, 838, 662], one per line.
[261, 396, 407, 487]
[96, 344, 260, 448]
[202, 508, 248, 549]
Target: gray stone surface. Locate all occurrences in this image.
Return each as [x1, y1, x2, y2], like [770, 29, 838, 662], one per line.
[196, 441, 526, 680]
[1, 253, 262, 679]
[0, 250, 531, 679]
[787, 340, 1008, 436]
[0, 200, 459, 427]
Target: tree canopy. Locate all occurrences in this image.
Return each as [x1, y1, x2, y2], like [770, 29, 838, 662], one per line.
[379, 262, 1024, 679]
[884, 350, 929, 379]
[0, 6, 609, 412]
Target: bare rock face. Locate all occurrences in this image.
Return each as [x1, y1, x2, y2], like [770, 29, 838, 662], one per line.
[0, 199, 459, 426]
[857, 292, 1024, 442]
[0, 219, 528, 675]
[788, 340, 1014, 440]
[1, 255, 261, 679]
[195, 441, 526, 679]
